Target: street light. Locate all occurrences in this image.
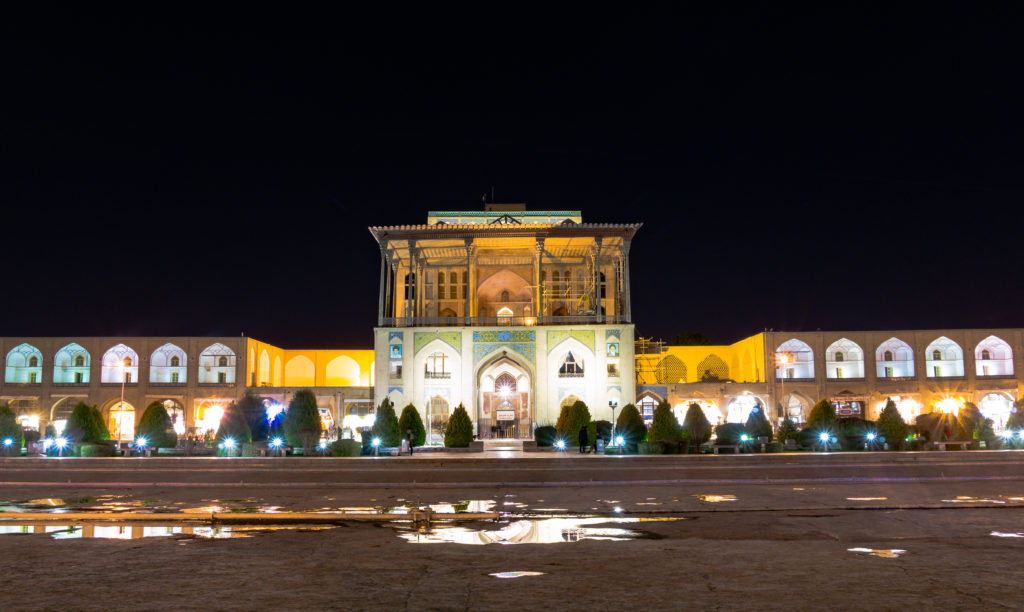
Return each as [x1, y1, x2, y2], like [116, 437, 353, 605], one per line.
[118, 356, 131, 447]
[776, 353, 791, 427]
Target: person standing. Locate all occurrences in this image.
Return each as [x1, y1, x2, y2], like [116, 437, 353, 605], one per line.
[578, 425, 589, 454]
[405, 428, 415, 456]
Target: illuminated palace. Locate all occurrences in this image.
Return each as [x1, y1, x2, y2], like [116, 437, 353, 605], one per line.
[2, 205, 1023, 442]
[370, 205, 639, 442]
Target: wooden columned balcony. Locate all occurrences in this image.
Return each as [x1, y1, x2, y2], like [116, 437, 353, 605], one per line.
[380, 314, 629, 328]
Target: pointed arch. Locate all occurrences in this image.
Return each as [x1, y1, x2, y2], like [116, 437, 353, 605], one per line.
[696, 354, 729, 381]
[5, 343, 43, 383]
[199, 343, 236, 383]
[54, 342, 90, 384]
[876, 337, 914, 377]
[655, 355, 686, 384]
[273, 355, 282, 386]
[825, 338, 864, 379]
[975, 335, 1013, 376]
[258, 350, 270, 385]
[925, 336, 964, 377]
[150, 342, 187, 383]
[101, 344, 139, 383]
[775, 339, 814, 378]
[325, 355, 361, 386]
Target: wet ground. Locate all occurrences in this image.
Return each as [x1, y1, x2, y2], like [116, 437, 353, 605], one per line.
[2, 454, 1024, 610]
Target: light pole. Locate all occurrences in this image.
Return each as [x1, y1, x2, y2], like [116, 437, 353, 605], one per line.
[119, 356, 131, 449]
[608, 399, 618, 450]
[776, 353, 791, 427]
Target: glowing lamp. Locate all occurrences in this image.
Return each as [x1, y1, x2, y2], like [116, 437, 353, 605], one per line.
[613, 506, 623, 513]
[317, 440, 327, 450]
[818, 432, 830, 443]
[740, 434, 750, 442]
[43, 438, 54, 451]
[555, 439, 566, 450]
[371, 437, 381, 448]
[55, 436, 69, 450]
[1000, 430, 1013, 440]
[221, 437, 237, 450]
[270, 437, 283, 449]
[2, 438, 12, 447]
[866, 432, 876, 442]
[614, 435, 625, 446]
[135, 436, 148, 448]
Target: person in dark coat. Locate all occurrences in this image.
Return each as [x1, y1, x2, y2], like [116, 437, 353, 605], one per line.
[578, 425, 589, 454]
[405, 428, 415, 455]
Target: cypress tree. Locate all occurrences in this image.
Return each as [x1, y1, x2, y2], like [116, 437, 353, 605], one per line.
[135, 401, 177, 448]
[444, 403, 474, 447]
[398, 404, 426, 447]
[371, 397, 401, 447]
[649, 401, 682, 442]
[876, 398, 909, 446]
[284, 390, 323, 450]
[683, 402, 712, 447]
[0, 404, 24, 453]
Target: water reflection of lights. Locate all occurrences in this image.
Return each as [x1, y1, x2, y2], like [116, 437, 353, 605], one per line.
[696, 494, 737, 503]
[399, 517, 654, 545]
[848, 548, 906, 558]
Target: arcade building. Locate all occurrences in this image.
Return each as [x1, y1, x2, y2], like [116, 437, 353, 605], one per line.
[1, 205, 1022, 442]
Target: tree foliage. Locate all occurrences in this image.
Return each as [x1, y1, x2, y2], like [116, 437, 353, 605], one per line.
[444, 403, 474, 447]
[371, 397, 401, 447]
[1006, 400, 1024, 431]
[231, 391, 271, 442]
[65, 402, 108, 444]
[398, 404, 426, 447]
[615, 403, 646, 448]
[284, 390, 323, 450]
[806, 399, 838, 431]
[649, 401, 682, 442]
[670, 332, 712, 346]
[0, 404, 24, 452]
[777, 417, 799, 443]
[215, 407, 252, 446]
[135, 401, 177, 448]
[556, 400, 592, 442]
[683, 402, 712, 447]
[876, 398, 909, 445]
[744, 405, 773, 441]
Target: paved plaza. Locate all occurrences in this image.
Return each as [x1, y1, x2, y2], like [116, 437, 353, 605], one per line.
[1, 452, 1023, 610]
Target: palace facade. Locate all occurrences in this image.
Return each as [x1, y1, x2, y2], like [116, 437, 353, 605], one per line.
[3, 206, 1023, 443]
[370, 206, 639, 442]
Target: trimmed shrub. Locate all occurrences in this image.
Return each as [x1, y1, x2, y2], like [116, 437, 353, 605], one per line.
[836, 417, 872, 450]
[136, 401, 178, 448]
[876, 398, 909, 448]
[534, 425, 557, 447]
[806, 399, 838, 431]
[65, 402, 107, 444]
[215, 408, 252, 447]
[638, 441, 664, 455]
[777, 417, 799, 444]
[615, 404, 646, 451]
[683, 403, 712, 449]
[283, 390, 323, 450]
[330, 439, 362, 457]
[444, 404, 474, 447]
[649, 401, 682, 443]
[916, 411, 958, 442]
[0, 404, 24, 453]
[371, 398, 401, 447]
[398, 404, 426, 447]
[744, 405, 773, 441]
[1006, 401, 1024, 430]
[586, 420, 613, 448]
[714, 423, 748, 446]
[79, 443, 115, 457]
[766, 442, 784, 453]
[231, 391, 271, 442]
[556, 401, 592, 442]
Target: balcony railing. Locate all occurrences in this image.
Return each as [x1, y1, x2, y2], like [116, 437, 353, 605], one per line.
[381, 315, 628, 327]
[558, 371, 585, 378]
[424, 371, 451, 380]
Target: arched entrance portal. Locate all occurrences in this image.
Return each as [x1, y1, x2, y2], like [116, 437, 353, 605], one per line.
[478, 355, 531, 439]
[108, 401, 136, 442]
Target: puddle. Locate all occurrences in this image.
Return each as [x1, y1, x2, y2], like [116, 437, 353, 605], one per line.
[0, 523, 337, 540]
[847, 497, 888, 501]
[990, 531, 1024, 538]
[696, 495, 736, 503]
[490, 571, 545, 579]
[941, 496, 1006, 504]
[398, 517, 671, 545]
[848, 548, 906, 558]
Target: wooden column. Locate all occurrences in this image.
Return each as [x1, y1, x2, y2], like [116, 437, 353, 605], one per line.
[464, 239, 473, 324]
[622, 238, 632, 323]
[593, 237, 603, 323]
[377, 243, 387, 326]
[534, 239, 544, 322]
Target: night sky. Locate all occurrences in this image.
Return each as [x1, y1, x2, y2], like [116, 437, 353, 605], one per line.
[2, 7, 1022, 348]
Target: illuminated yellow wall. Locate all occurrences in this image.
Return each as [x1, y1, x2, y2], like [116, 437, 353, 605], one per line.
[245, 340, 374, 388]
[645, 333, 766, 384]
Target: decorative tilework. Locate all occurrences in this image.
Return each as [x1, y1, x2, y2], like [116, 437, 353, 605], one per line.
[605, 328, 621, 341]
[388, 331, 404, 343]
[387, 386, 403, 395]
[414, 331, 462, 355]
[473, 330, 535, 343]
[546, 329, 595, 353]
[606, 385, 621, 395]
[473, 343, 536, 366]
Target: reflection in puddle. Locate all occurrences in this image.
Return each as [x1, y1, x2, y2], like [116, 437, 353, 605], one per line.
[490, 571, 545, 579]
[848, 548, 906, 558]
[942, 496, 1006, 504]
[0, 523, 336, 540]
[990, 531, 1024, 538]
[399, 517, 670, 545]
[847, 497, 888, 501]
[696, 495, 736, 503]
